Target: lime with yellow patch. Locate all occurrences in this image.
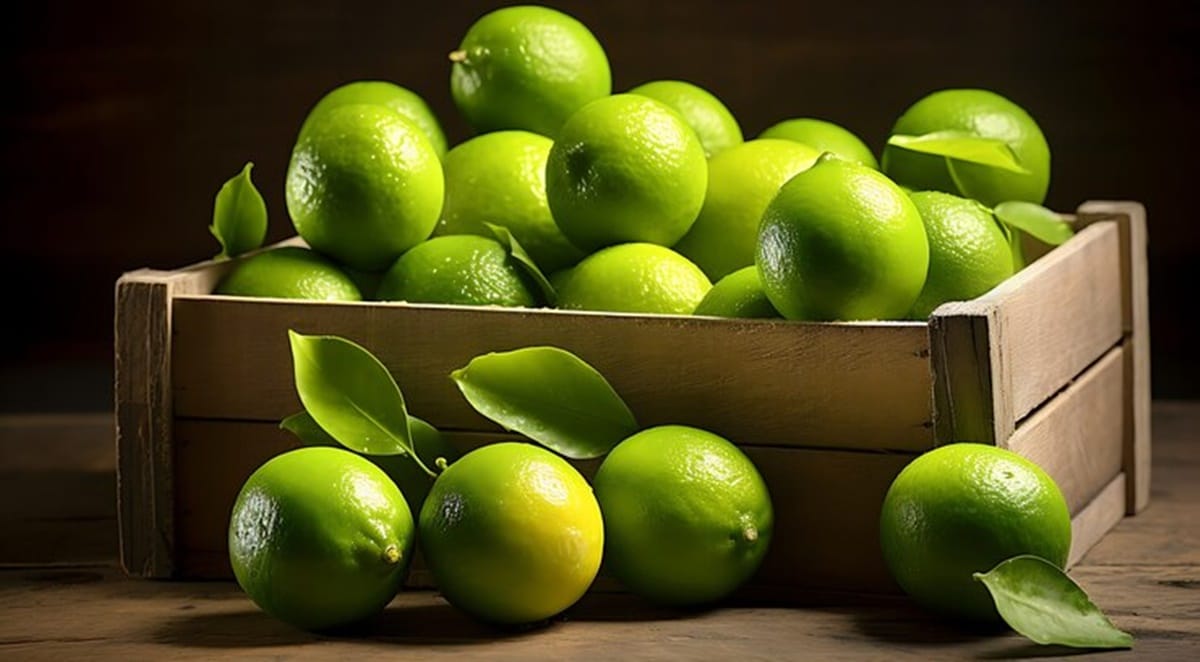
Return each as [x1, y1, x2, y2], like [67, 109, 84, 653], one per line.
[419, 442, 604, 624]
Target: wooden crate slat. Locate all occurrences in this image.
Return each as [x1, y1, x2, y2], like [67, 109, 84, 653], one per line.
[1007, 345, 1124, 513]
[930, 221, 1124, 445]
[174, 418, 911, 593]
[171, 298, 935, 452]
[1068, 473, 1126, 567]
[1076, 202, 1152, 514]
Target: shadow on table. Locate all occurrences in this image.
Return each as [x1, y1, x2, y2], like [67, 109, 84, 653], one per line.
[850, 606, 1097, 659]
[153, 601, 538, 648]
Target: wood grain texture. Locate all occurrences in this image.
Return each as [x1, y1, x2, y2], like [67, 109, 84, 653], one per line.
[1007, 345, 1124, 513]
[1067, 473, 1126, 568]
[173, 418, 911, 592]
[170, 297, 934, 451]
[1077, 201, 1152, 515]
[930, 221, 1124, 445]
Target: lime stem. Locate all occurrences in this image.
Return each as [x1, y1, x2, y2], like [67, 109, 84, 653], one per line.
[383, 544, 402, 565]
[435, 456, 449, 473]
[448, 50, 467, 63]
[743, 526, 759, 543]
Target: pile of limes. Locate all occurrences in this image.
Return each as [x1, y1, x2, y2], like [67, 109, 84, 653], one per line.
[215, 3, 1122, 648]
[210, 4, 1058, 323]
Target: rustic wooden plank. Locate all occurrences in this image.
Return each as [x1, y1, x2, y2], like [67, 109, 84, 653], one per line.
[1068, 473, 1126, 568]
[1077, 201, 1152, 514]
[170, 298, 935, 451]
[115, 265, 231, 578]
[114, 270, 176, 578]
[1007, 345, 1124, 513]
[929, 221, 1124, 445]
[172, 418, 910, 592]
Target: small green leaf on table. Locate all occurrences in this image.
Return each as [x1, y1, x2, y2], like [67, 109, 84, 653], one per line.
[974, 555, 1134, 649]
[210, 162, 267, 258]
[288, 331, 432, 475]
[486, 222, 557, 306]
[994, 201, 1075, 246]
[886, 131, 1031, 174]
[451, 346, 638, 459]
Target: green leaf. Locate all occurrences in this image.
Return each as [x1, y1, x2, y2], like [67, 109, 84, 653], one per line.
[974, 555, 1134, 649]
[994, 201, 1075, 246]
[287, 331, 426, 471]
[450, 346, 638, 459]
[485, 223, 557, 306]
[280, 410, 338, 447]
[210, 162, 268, 258]
[887, 131, 1031, 174]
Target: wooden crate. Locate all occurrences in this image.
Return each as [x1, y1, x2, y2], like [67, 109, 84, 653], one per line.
[115, 200, 1150, 595]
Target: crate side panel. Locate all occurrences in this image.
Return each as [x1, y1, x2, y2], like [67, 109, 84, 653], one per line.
[1007, 345, 1125, 513]
[1077, 201, 1151, 514]
[1068, 473, 1126, 568]
[174, 419, 910, 593]
[983, 222, 1124, 423]
[172, 299, 935, 451]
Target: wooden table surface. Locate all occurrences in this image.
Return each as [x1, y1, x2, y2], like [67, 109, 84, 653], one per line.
[1, 403, 1197, 660]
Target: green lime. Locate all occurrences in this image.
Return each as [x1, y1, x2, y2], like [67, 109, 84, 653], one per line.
[674, 139, 820, 280]
[879, 443, 1071, 623]
[419, 442, 604, 624]
[450, 5, 611, 137]
[301, 81, 448, 159]
[435, 130, 584, 273]
[556, 243, 711, 315]
[593, 425, 773, 606]
[546, 94, 708, 251]
[693, 266, 780, 319]
[214, 246, 361, 301]
[908, 191, 1015, 319]
[755, 154, 929, 320]
[286, 104, 443, 271]
[376, 235, 538, 308]
[628, 80, 743, 157]
[882, 89, 1051, 207]
[758, 118, 878, 169]
[228, 447, 414, 631]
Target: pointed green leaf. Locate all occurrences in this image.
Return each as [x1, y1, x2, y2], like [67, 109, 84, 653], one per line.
[485, 223, 557, 306]
[974, 555, 1134, 649]
[887, 131, 1031, 174]
[287, 331, 415, 458]
[210, 162, 268, 258]
[280, 410, 338, 447]
[994, 201, 1075, 246]
[450, 346, 638, 459]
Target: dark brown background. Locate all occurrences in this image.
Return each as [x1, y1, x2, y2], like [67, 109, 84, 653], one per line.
[3, 0, 1197, 410]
